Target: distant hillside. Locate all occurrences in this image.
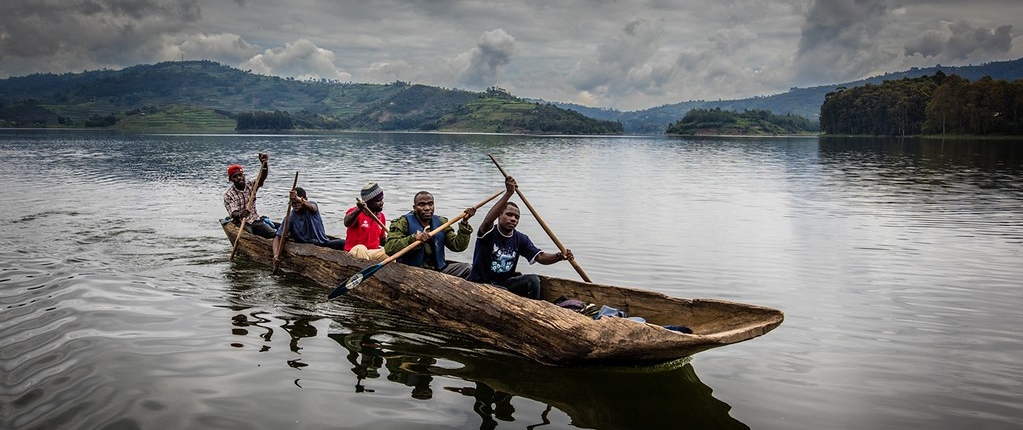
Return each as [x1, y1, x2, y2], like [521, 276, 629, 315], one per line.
[554, 57, 1023, 134]
[0, 60, 622, 134]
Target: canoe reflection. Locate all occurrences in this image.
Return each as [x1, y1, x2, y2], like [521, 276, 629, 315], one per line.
[328, 329, 749, 430]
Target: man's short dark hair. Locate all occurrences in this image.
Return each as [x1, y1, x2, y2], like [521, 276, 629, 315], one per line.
[295, 187, 307, 198]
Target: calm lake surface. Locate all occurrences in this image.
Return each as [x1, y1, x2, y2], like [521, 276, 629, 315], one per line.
[1, 130, 1021, 430]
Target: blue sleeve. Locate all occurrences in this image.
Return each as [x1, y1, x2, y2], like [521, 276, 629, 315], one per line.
[518, 232, 542, 263]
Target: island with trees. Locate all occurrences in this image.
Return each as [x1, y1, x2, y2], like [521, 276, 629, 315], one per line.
[665, 108, 818, 135]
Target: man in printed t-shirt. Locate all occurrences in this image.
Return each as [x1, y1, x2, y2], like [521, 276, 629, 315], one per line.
[467, 175, 574, 299]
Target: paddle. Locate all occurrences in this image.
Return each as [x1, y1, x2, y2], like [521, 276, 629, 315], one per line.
[272, 170, 300, 275]
[328, 189, 504, 299]
[487, 154, 591, 283]
[356, 197, 388, 230]
[230, 155, 268, 261]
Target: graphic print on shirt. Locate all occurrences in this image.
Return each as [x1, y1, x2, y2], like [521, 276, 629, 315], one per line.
[489, 243, 518, 274]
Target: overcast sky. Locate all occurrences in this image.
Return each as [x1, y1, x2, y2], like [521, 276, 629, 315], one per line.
[1, 0, 1020, 111]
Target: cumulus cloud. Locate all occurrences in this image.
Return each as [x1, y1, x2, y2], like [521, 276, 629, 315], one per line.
[362, 60, 417, 84]
[905, 21, 1013, 60]
[158, 33, 260, 64]
[453, 29, 517, 88]
[239, 39, 352, 81]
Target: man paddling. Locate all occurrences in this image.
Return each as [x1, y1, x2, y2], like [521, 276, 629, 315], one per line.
[273, 187, 345, 265]
[467, 176, 573, 299]
[343, 182, 388, 261]
[223, 153, 277, 239]
[384, 191, 477, 278]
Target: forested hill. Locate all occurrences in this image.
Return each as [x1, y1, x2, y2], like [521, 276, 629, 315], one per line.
[0, 60, 622, 134]
[554, 57, 1023, 134]
[666, 108, 818, 136]
[820, 72, 1022, 136]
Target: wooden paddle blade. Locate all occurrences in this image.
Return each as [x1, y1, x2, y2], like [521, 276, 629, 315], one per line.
[328, 263, 380, 299]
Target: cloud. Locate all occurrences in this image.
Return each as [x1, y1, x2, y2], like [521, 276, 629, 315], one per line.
[792, 0, 894, 85]
[239, 39, 351, 81]
[160, 33, 260, 64]
[453, 29, 517, 88]
[0, 0, 201, 73]
[566, 18, 672, 105]
[362, 60, 417, 84]
[905, 21, 1013, 60]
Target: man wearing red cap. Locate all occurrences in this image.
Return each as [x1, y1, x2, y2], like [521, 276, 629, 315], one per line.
[223, 153, 276, 238]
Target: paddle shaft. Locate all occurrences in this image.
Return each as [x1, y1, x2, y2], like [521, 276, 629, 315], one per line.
[488, 154, 591, 282]
[329, 189, 504, 299]
[356, 197, 388, 230]
[230, 157, 267, 260]
[380, 189, 504, 266]
[272, 171, 299, 274]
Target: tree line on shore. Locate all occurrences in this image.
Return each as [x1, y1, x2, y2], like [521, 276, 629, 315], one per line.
[820, 72, 1023, 136]
[666, 108, 818, 135]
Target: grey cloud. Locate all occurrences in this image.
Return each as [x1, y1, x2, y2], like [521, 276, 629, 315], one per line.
[176, 33, 260, 64]
[904, 30, 947, 57]
[796, 0, 888, 54]
[906, 21, 1013, 60]
[793, 0, 893, 84]
[74, 0, 200, 21]
[946, 22, 1013, 58]
[568, 18, 674, 100]
[455, 29, 516, 88]
[0, 0, 201, 72]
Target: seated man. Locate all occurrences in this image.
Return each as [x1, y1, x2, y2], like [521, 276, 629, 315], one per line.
[272, 187, 345, 264]
[223, 153, 277, 238]
[384, 191, 476, 278]
[467, 176, 573, 299]
[343, 182, 387, 261]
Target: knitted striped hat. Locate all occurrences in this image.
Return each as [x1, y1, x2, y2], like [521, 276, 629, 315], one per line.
[361, 182, 383, 202]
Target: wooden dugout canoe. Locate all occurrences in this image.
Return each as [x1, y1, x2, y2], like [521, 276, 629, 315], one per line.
[221, 219, 783, 366]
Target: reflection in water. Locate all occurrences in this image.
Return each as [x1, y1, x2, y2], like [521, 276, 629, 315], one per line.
[386, 355, 437, 400]
[445, 383, 519, 430]
[331, 332, 435, 398]
[327, 329, 748, 430]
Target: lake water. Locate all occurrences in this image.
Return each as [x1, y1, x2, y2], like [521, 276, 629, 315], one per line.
[1, 130, 1021, 430]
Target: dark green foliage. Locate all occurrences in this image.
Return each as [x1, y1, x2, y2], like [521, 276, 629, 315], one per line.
[495, 102, 623, 134]
[0, 99, 59, 127]
[236, 110, 294, 130]
[820, 72, 1023, 135]
[666, 108, 817, 135]
[84, 114, 119, 127]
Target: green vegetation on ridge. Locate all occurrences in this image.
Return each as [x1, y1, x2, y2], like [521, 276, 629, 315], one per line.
[666, 108, 818, 135]
[0, 61, 622, 134]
